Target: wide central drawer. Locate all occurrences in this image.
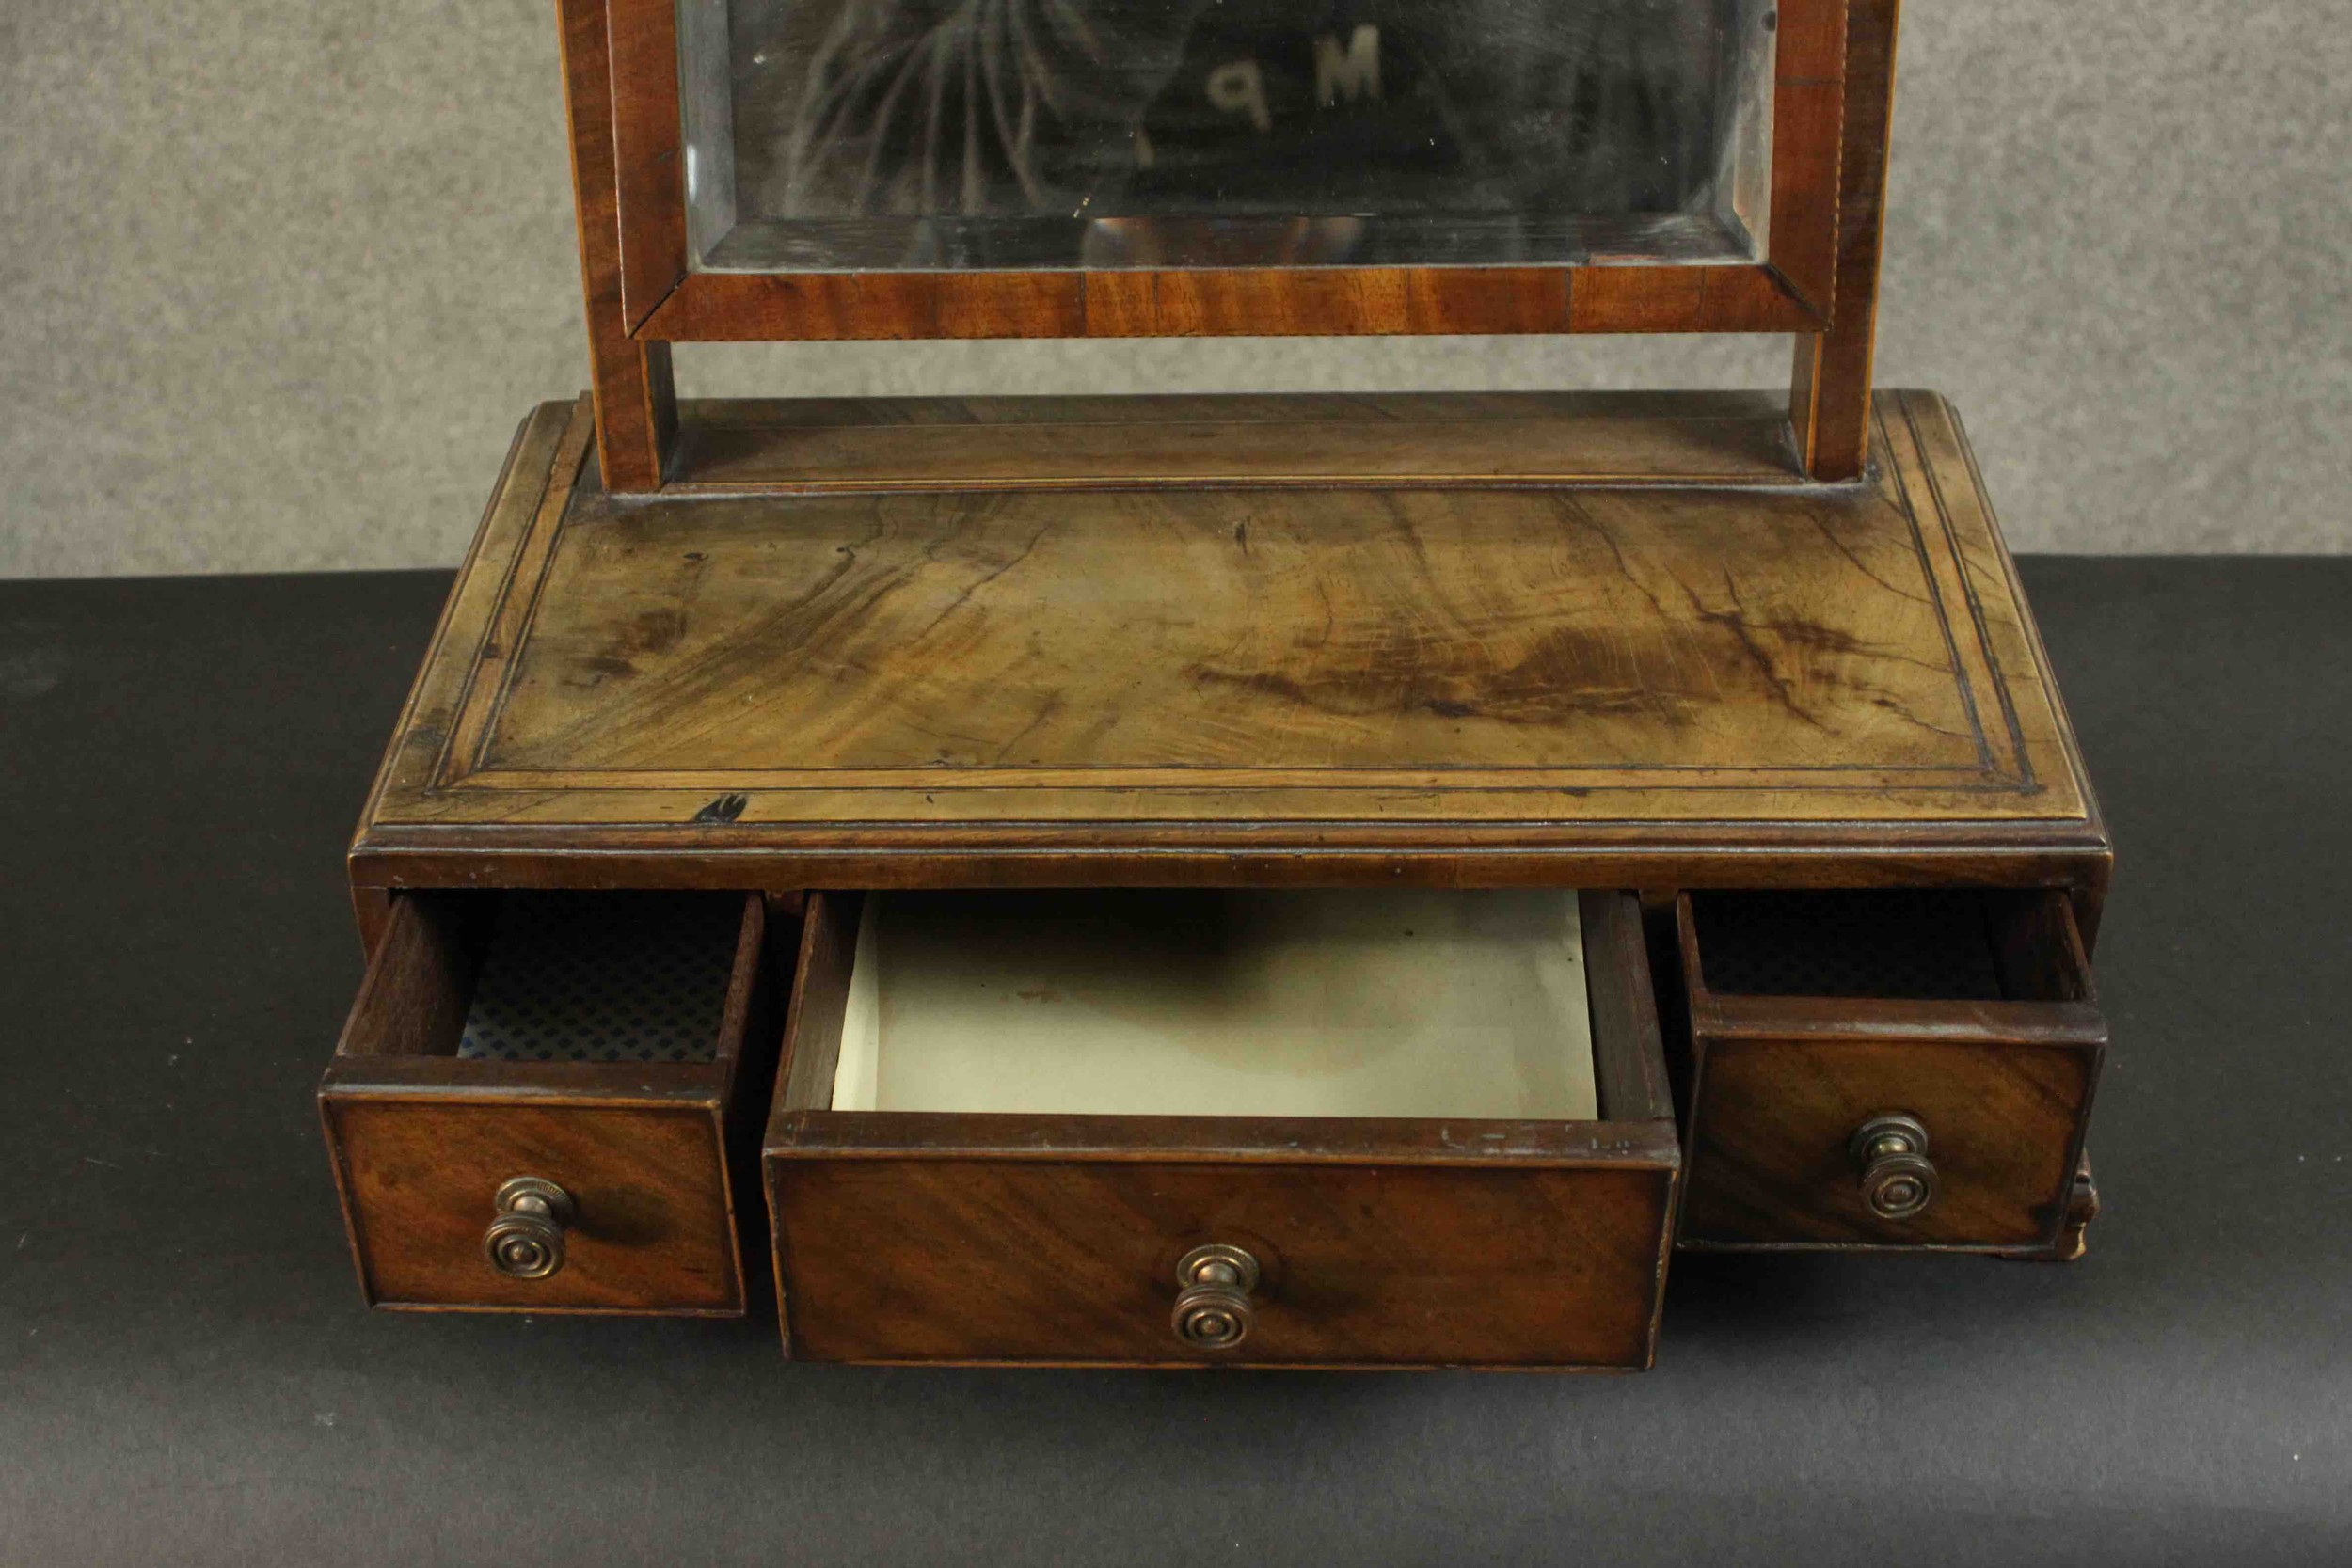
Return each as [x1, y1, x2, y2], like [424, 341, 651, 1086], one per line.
[763, 888, 1680, 1369]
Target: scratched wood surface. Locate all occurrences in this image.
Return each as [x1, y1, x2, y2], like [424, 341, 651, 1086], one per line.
[358, 390, 2092, 871]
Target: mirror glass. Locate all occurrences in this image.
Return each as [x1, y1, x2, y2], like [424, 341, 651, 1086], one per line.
[679, 0, 1777, 271]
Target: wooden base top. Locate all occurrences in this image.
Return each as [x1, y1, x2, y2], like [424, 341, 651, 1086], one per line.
[353, 390, 2104, 891]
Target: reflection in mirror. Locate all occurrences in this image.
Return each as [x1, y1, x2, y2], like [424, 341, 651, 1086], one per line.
[679, 0, 1777, 272]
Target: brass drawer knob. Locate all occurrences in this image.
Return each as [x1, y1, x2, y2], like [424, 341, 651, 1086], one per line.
[1849, 1114, 1939, 1221]
[483, 1175, 576, 1279]
[1172, 1243, 1261, 1352]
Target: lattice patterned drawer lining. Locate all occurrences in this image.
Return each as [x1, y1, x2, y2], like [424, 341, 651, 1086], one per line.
[456, 892, 740, 1063]
[1692, 890, 2008, 1001]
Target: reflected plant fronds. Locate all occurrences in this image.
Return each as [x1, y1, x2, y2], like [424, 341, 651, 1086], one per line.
[706, 0, 1775, 268]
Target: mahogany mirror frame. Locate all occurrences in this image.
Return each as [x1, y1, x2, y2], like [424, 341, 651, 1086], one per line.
[555, 0, 1901, 492]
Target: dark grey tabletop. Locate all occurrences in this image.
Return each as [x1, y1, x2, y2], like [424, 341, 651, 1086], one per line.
[2, 560, 2346, 1566]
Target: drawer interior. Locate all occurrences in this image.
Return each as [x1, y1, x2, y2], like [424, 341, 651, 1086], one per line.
[826, 890, 1597, 1121]
[457, 893, 744, 1064]
[1683, 888, 2093, 1005]
[767, 886, 1677, 1366]
[339, 890, 759, 1068]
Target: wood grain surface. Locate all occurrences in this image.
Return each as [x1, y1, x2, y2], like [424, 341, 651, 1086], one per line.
[1677, 1036, 2098, 1249]
[318, 891, 776, 1313]
[664, 391, 1806, 492]
[554, 0, 676, 490]
[558, 0, 1867, 490]
[599, 0, 1844, 351]
[1791, 0, 1903, 482]
[768, 1159, 1674, 1367]
[351, 390, 2099, 894]
[327, 1100, 740, 1312]
[1674, 890, 2106, 1252]
[763, 890, 1679, 1367]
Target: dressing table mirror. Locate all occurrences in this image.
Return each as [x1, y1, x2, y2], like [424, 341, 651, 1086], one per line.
[319, 0, 2109, 1367]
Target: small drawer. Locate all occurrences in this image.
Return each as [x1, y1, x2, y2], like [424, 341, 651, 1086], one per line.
[1675, 889, 2107, 1253]
[320, 889, 781, 1313]
[764, 889, 1679, 1369]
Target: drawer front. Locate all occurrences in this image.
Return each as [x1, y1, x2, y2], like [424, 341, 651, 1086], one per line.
[320, 889, 778, 1314]
[771, 1156, 1675, 1368]
[328, 1101, 740, 1311]
[1681, 1037, 2098, 1248]
[1674, 889, 2107, 1253]
[764, 887, 1680, 1368]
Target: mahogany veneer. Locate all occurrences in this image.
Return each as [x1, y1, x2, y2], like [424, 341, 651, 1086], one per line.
[1673, 888, 2106, 1254]
[320, 0, 2115, 1355]
[320, 889, 783, 1313]
[322, 389, 2114, 1342]
[346, 390, 2102, 904]
[763, 890, 1679, 1369]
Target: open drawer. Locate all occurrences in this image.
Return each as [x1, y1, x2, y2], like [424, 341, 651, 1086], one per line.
[1675, 889, 2107, 1254]
[319, 890, 783, 1313]
[763, 889, 1679, 1369]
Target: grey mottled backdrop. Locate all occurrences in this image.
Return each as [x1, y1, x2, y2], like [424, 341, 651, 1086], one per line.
[4, 1, 2347, 576]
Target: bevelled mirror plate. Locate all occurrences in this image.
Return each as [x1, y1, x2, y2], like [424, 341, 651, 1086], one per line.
[678, 0, 1777, 272]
